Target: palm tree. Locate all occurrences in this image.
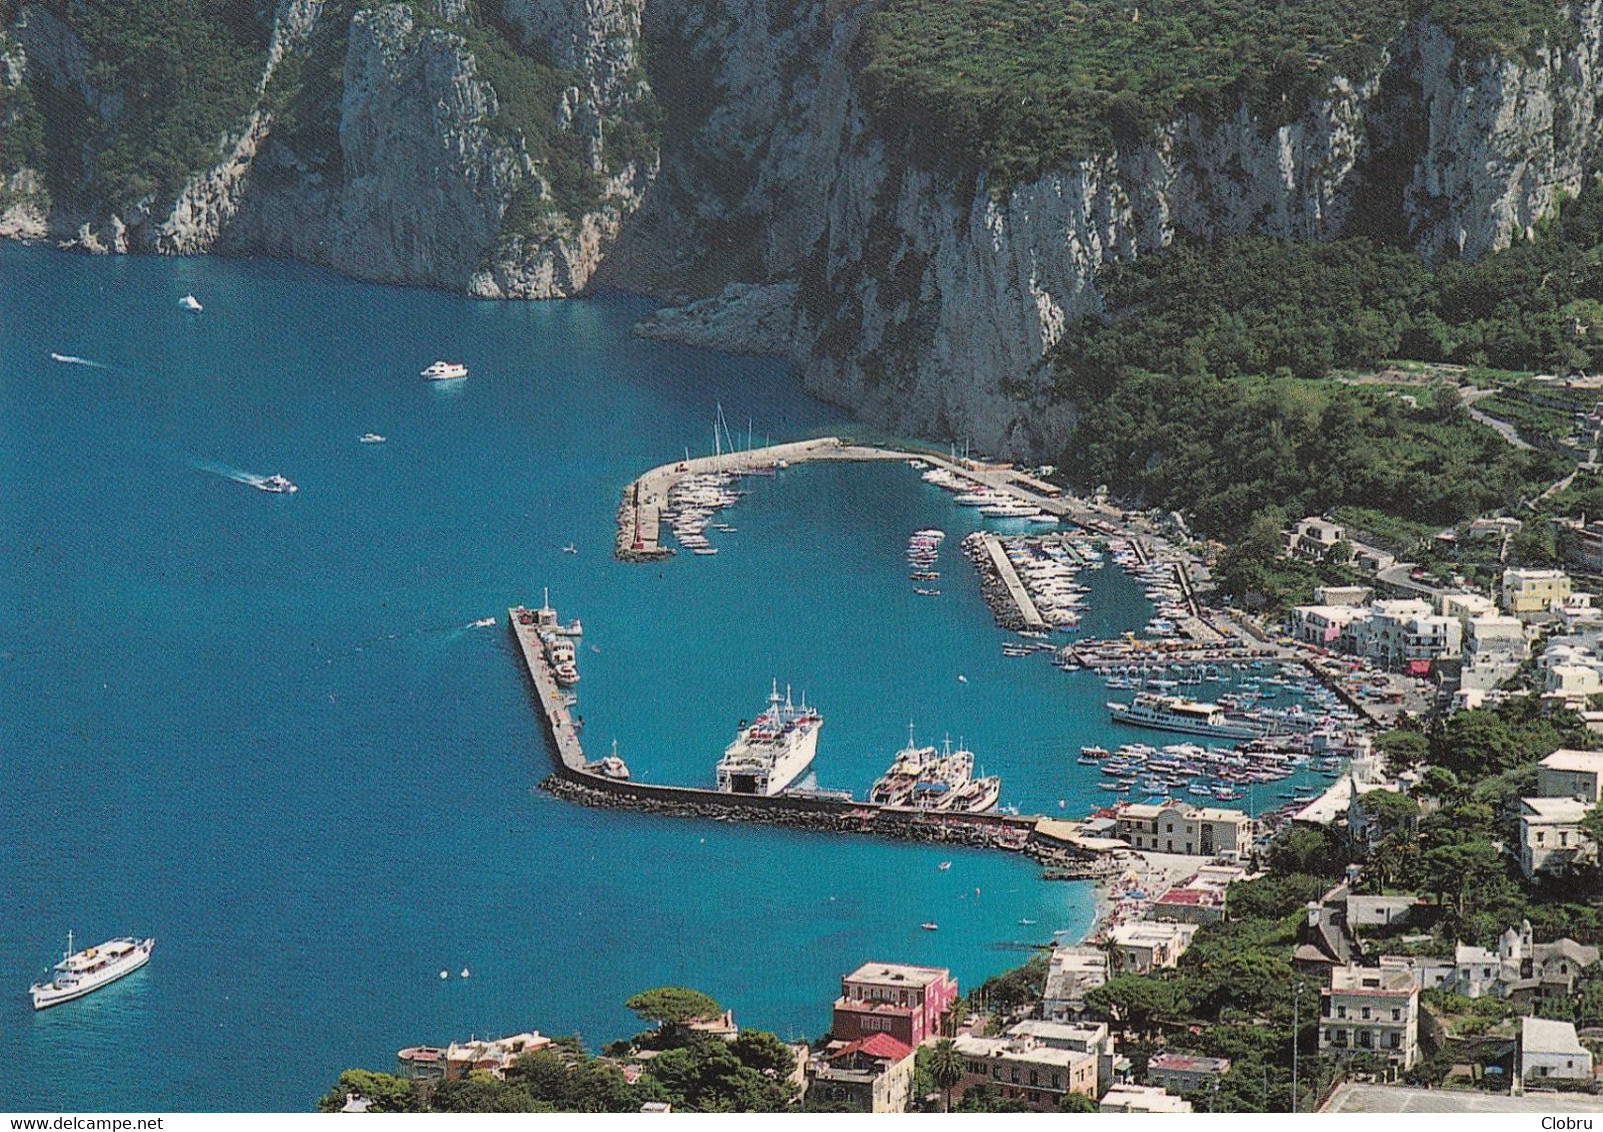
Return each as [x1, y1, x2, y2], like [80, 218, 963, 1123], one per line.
[928, 1038, 964, 1113]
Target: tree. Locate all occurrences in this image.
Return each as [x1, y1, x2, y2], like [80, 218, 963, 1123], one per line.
[316, 1070, 421, 1114]
[1059, 1090, 1099, 1112]
[625, 987, 723, 1042]
[927, 1038, 964, 1112]
[1377, 730, 1429, 775]
[1580, 804, 1603, 859]
[1267, 825, 1349, 879]
[1085, 976, 1181, 1038]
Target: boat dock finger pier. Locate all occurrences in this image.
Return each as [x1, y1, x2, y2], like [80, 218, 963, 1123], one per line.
[509, 596, 1108, 865]
[965, 532, 1048, 630]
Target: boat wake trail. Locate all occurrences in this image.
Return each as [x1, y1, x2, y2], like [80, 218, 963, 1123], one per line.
[189, 458, 268, 489]
[50, 352, 112, 370]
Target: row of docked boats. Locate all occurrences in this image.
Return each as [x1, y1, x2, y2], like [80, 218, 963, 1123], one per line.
[869, 726, 1001, 812]
[1108, 542, 1191, 636]
[665, 471, 742, 556]
[907, 529, 944, 596]
[919, 466, 1057, 523]
[999, 534, 1094, 631]
[1081, 732, 1347, 802]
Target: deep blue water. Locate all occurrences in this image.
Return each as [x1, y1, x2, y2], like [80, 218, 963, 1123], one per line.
[0, 244, 1331, 1111]
[0, 245, 1103, 1111]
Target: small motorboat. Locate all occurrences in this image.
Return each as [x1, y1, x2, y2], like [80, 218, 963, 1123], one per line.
[920, 922, 939, 931]
[254, 474, 297, 494]
[460, 968, 471, 978]
[937, 861, 951, 871]
[421, 360, 468, 380]
[179, 293, 203, 312]
[359, 433, 386, 444]
[470, 617, 496, 628]
[1019, 919, 1037, 926]
[562, 544, 578, 554]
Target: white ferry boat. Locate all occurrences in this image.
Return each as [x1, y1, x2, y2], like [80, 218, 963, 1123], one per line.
[421, 360, 468, 381]
[30, 933, 154, 1010]
[715, 680, 821, 795]
[1108, 692, 1263, 739]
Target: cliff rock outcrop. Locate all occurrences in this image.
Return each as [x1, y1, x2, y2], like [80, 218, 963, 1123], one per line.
[6, 1, 1603, 458]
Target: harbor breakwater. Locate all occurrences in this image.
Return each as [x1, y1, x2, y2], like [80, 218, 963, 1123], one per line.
[509, 603, 1114, 872]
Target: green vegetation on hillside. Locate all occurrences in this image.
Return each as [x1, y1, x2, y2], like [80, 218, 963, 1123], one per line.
[27, 0, 268, 211]
[1066, 374, 1563, 542]
[318, 988, 799, 1113]
[1056, 180, 1603, 392]
[1045, 180, 1603, 539]
[855, 0, 1572, 184]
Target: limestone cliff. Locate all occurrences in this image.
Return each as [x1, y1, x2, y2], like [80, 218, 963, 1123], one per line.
[627, 0, 1603, 458]
[7, 1, 1603, 460]
[1, 0, 654, 295]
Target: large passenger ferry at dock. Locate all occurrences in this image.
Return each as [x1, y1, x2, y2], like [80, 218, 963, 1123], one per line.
[715, 681, 821, 795]
[30, 932, 154, 1010]
[1107, 692, 1265, 739]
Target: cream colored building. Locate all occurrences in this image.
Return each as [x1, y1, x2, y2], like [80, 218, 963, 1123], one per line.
[1112, 801, 1252, 857]
[1318, 964, 1420, 1070]
[1502, 568, 1572, 615]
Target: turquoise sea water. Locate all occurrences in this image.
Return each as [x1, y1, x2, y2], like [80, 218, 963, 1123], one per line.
[0, 244, 1328, 1111]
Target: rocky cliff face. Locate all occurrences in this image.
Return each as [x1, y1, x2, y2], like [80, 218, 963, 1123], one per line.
[6, 1, 1603, 458]
[627, 0, 1603, 458]
[2, 0, 653, 295]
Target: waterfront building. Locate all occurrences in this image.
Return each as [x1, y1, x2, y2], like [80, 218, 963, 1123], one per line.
[1099, 1083, 1194, 1113]
[1005, 1020, 1123, 1095]
[804, 1033, 915, 1113]
[1344, 599, 1462, 671]
[1518, 1017, 1594, 1084]
[1318, 964, 1419, 1070]
[1041, 945, 1109, 1022]
[1536, 748, 1603, 802]
[396, 1031, 552, 1082]
[1108, 921, 1199, 976]
[1502, 568, 1573, 615]
[1287, 604, 1366, 646]
[953, 1027, 1099, 1111]
[831, 962, 956, 1047]
[1145, 1052, 1230, 1097]
[1112, 800, 1253, 858]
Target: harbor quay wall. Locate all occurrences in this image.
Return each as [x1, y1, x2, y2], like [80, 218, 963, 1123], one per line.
[509, 609, 1115, 865]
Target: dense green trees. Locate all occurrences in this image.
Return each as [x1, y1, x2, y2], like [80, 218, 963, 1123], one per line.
[1058, 370, 1563, 542]
[319, 986, 798, 1113]
[855, 0, 1570, 185]
[21, 1, 268, 211]
[1039, 184, 1603, 538]
[625, 986, 724, 1031]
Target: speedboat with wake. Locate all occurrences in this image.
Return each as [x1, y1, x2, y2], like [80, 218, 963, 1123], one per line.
[254, 474, 298, 494]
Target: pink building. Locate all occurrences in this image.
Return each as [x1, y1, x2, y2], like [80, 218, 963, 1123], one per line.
[832, 962, 958, 1047]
